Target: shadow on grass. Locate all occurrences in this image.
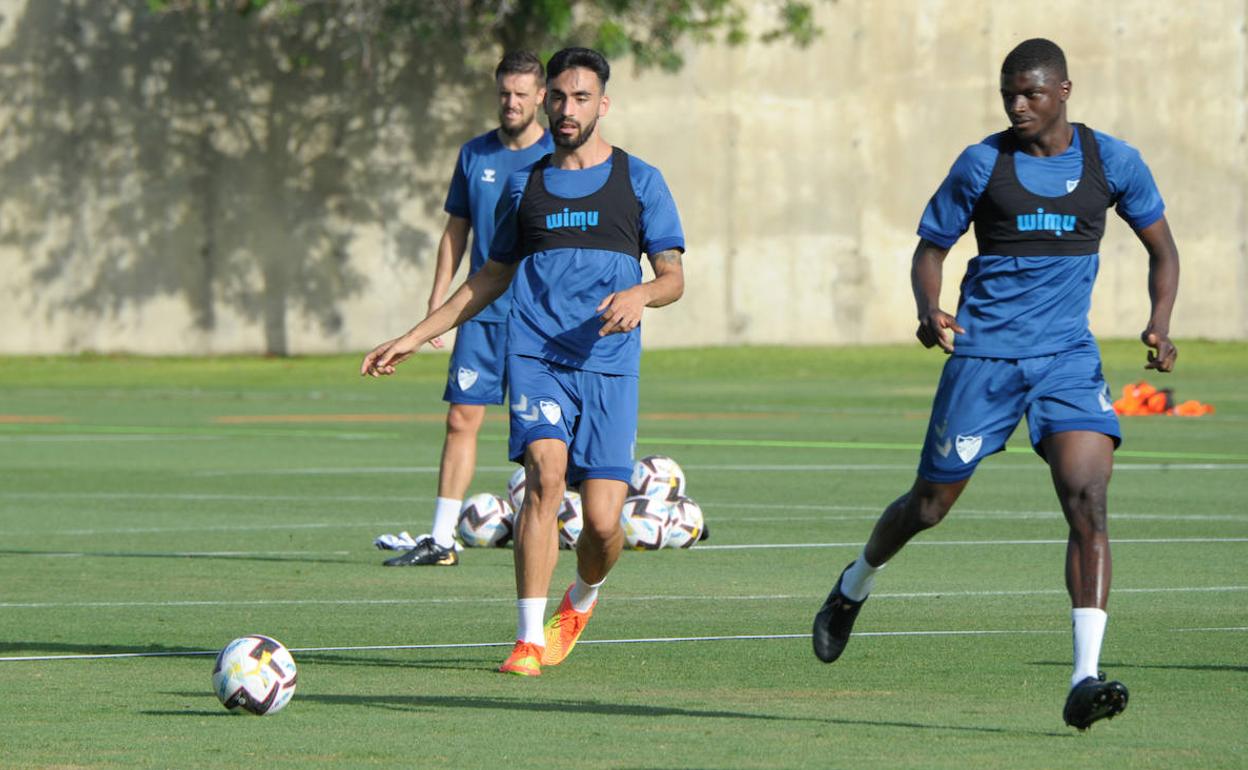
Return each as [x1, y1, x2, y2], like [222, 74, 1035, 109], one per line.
[285, 692, 1069, 736]
[0, 549, 349, 565]
[1029, 659, 1248, 674]
[0, 641, 213, 658]
[293, 652, 492, 673]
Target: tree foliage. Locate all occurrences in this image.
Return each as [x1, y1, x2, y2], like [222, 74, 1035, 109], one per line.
[149, 0, 826, 72]
[0, 1, 826, 355]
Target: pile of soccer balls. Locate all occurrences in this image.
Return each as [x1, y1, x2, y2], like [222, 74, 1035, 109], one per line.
[455, 454, 704, 551]
[621, 455, 705, 550]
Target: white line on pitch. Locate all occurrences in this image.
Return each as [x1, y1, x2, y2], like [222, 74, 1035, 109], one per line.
[697, 537, 1248, 550]
[0, 629, 1072, 663]
[1174, 627, 1248, 632]
[2, 585, 1242, 610]
[11, 550, 351, 560]
[0, 435, 224, 443]
[183, 462, 1248, 476]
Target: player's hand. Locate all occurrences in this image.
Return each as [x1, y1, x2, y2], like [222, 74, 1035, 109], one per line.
[360, 334, 421, 377]
[1141, 328, 1177, 372]
[597, 287, 646, 337]
[916, 310, 964, 354]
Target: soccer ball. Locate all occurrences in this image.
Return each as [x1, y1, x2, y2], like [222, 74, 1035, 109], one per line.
[457, 493, 514, 547]
[506, 466, 527, 512]
[557, 490, 583, 550]
[629, 455, 686, 503]
[212, 635, 298, 716]
[620, 495, 670, 550]
[665, 496, 704, 549]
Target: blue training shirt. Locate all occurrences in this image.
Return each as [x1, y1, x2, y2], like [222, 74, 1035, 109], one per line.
[917, 128, 1165, 358]
[489, 150, 685, 376]
[444, 129, 555, 323]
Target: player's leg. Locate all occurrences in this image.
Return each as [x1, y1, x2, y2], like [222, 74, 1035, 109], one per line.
[431, 402, 486, 543]
[500, 439, 567, 676]
[499, 355, 577, 675]
[814, 355, 1023, 663]
[542, 369, 636, 666]
[1026, 346, 1127, 728]
[383, 321, 505, 566]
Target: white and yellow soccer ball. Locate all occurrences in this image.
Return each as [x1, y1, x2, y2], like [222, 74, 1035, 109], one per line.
[212, 635, 298, 716]
[629, 455, 686, 503]
[457, 493, 515, 547]
[506, 466, 527, 512]
[620, 495, 671, 550]
[557, 489, 583, 550]
[664, 496, 705, 549]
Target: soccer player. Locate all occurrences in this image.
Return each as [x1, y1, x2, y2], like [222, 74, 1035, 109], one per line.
[811, 38, 1179, 731]
[380, 51, 554, 567]
[362, 47, 686, 675]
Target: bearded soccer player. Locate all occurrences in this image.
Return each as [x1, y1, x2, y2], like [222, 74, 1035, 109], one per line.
[362, 47, 685, 675]
[811, 38, 1179, 730]
[379, 51, 554, 567]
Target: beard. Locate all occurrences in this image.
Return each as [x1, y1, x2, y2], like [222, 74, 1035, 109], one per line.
[498, 108, 536, 138]
[551, 115, 598, 149]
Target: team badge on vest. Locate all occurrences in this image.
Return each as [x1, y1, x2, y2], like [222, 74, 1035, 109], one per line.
[538, 399, 562, 425]
[955, 434, 983, 464]
[457, 367, 479, 391]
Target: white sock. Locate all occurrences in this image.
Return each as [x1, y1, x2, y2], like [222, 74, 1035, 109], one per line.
[840, 549, 884, 602]
[516, 598, 548, 646]
[568, 574, 604, 614]
[431, 497, 461, 549]
[1071, 607, 1108, 688]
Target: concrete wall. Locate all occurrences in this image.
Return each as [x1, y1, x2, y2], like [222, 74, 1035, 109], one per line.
[0, 0, 1244, 355]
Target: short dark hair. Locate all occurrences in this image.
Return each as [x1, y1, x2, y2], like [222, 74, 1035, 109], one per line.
[545, 47, 610, 89]
[495, 50, 544, 81]
[1001, 38, 1068, 80]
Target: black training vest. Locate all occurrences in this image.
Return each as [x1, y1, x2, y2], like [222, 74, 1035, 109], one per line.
[972, 123, 1112, 257]
[516, 146, 642, 260]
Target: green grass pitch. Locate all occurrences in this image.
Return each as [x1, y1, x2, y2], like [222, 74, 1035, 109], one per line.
[0, 341, 1245, 769]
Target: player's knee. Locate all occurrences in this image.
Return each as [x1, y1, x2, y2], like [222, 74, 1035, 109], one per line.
[445, 405, 484, 436]
[524, 468, 566, 511]
[899, 489, 952, 530]
[578, 515, 618, 545]
[1062, 482, 1109, 534]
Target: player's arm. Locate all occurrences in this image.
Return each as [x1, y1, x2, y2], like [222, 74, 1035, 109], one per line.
[912, 239, 964, 354]
[597, 249, 685, 337]
[425, 215, 471, 349]
[1133, 215, 1179, 372]
[362, 259, 517, 376]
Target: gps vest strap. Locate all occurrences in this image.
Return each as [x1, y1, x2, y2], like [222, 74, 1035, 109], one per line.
[972, 123, 1111, 257]
[517, 146, 642, 260]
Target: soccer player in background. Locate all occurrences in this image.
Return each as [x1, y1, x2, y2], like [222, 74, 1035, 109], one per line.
[811, 38, 1179, 730]
[378, 51, 554, 567]
[362, 47, 686, 676]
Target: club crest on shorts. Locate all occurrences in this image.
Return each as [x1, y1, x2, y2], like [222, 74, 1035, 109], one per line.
[456, 367, 479, 391]
[538, 399, 561, 425]
[1097, 384, 1114, 412]
[955, 434, 982, 463]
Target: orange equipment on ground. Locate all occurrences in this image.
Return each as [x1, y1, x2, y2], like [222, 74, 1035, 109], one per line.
[1112, 381, 1214, 416]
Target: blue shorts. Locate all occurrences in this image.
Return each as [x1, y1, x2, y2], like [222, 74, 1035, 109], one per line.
[917, 344, 1121, 483]
[443, 319, 507, 405]
[506, 354, 637, 485]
